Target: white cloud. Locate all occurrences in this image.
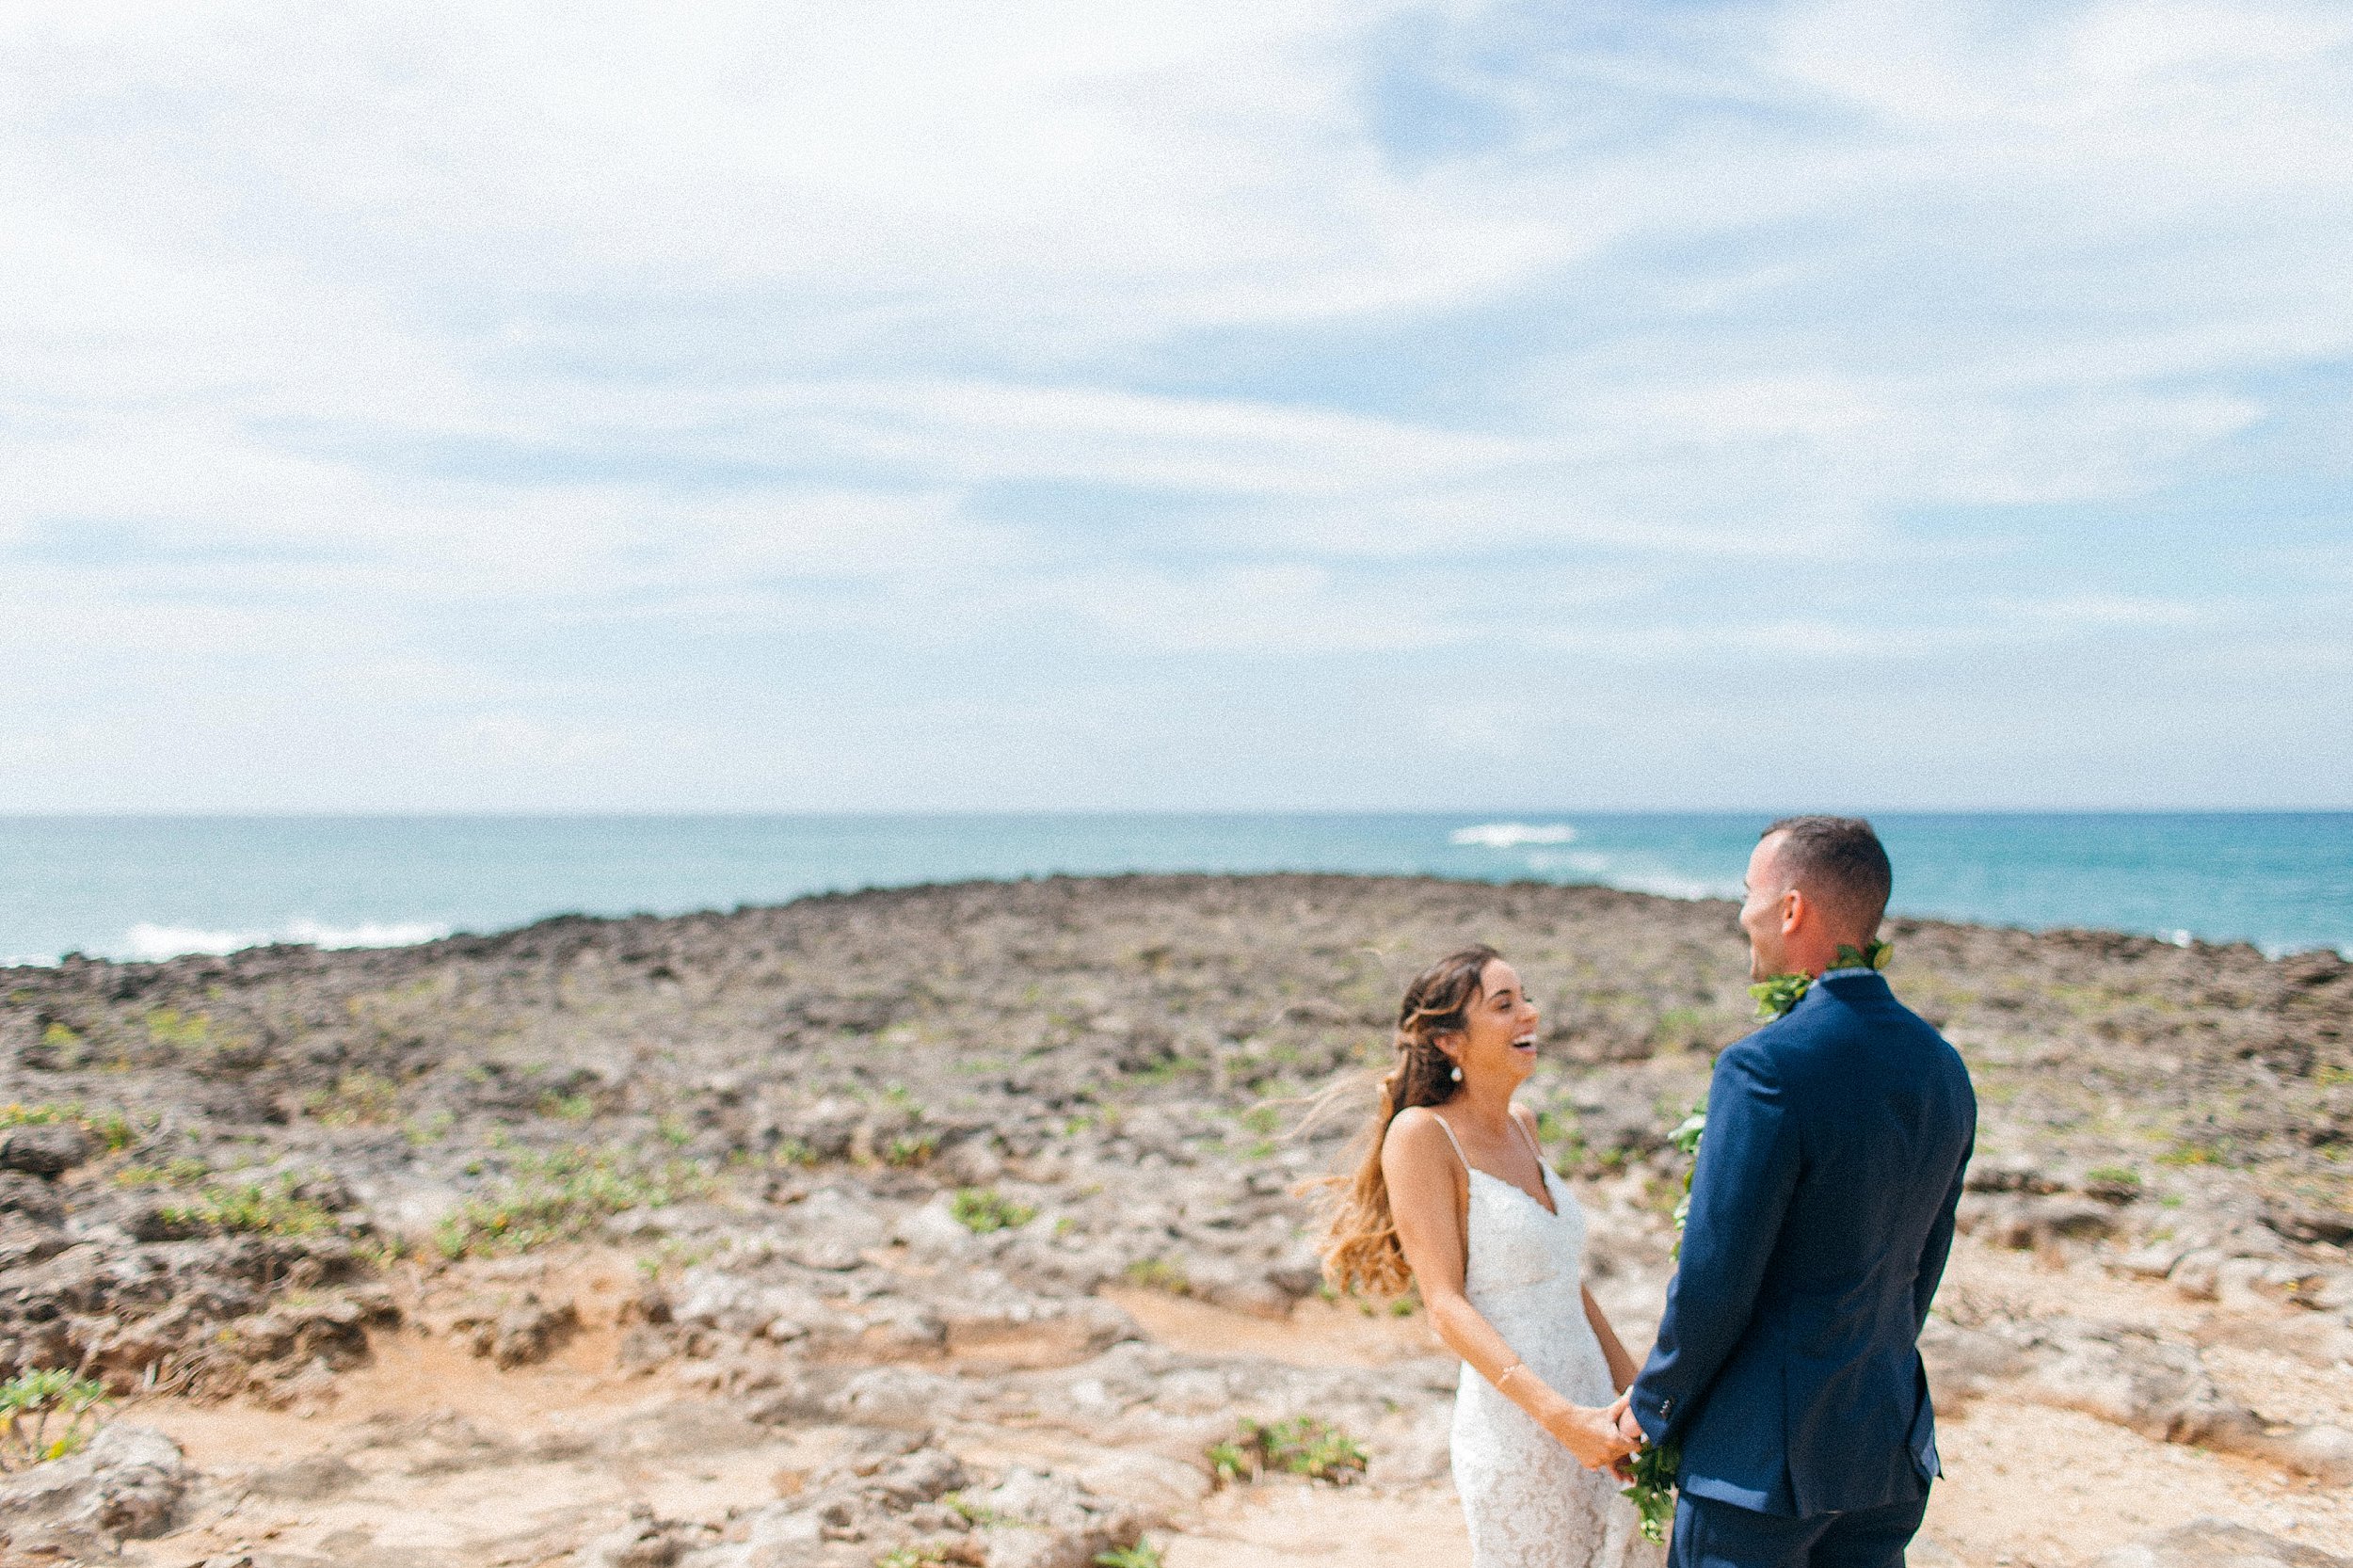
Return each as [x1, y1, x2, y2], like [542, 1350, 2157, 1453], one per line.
[2005, 593, 2215, 628]
[1052, 562, 1464, 654]
[1, 0, 2347, 809]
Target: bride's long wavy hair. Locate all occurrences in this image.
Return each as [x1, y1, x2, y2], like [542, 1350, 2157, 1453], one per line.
[1314, 944, 1500, 1298]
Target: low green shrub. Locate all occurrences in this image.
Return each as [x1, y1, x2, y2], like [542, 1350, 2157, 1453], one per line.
[305, 1071, 400, 1127]
[1206, 1416, 1367, 1487]
[115, 1156, 215, 1189]
[155, 1176, 338, 1239]
[1122, 1257, 1189, 1295]
[1096, 1544, 1162, 1568]
[882, 1132, 937, 1168]
[0, 1101, 138, 1152]
[537, 1090, 597, 1123]
[435, 1145, 715, 1258]
[0, 1369, 109, 1471]
[950, 1188, 1036, 1234]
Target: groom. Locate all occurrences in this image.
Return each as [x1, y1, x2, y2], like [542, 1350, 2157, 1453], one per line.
[1611, 817, 1975, 1567]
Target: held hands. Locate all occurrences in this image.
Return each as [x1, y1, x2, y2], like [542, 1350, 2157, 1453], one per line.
[1495, 1359, 1639, 1472]
[1602, 1391, 1647, 1482]
[1539, 1396, 1642, 1474]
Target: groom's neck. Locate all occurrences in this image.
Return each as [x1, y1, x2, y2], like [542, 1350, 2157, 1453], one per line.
[1780, 928, 1876, 978]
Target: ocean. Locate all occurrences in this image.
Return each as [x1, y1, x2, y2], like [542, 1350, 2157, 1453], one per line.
[2, 813, 2347, 968]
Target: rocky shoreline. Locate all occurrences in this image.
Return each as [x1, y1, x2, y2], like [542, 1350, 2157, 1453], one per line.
[0, 872, 2348, 1566]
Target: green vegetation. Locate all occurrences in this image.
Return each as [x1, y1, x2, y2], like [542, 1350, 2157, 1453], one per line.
[1536, 1107, 1593, 1175]
[1122, 1256, 1190, 1295]
[156, 1176, 338, 1238]
[883, 1132, 937, 1168]
[1649, 1006, 1713, 1051]
[305, 1071, 400, 1127]
[944, 1492, 1010, 1527]
[0, 1369, 109, 1472]
[435, 1144, 716, 1258]
[1206, 1436, 1252, 1485]
[537, 1090, 597, 1122]
[1096, 1544, 1162, 1568]
[950, 1187, 1036, 1234]
[1128, 1053, 1207, 1085]
[115, 1155, 213, 1188]
[1206, 1416, 1367, 1487]
[143, 1007, 216, 1049]
[404, 1110, 456, 1146]
[0, 1101, 137, 1152]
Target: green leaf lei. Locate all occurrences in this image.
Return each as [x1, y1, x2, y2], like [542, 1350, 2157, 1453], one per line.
[1746, 939, 1892, 1022]
[1623, 939, 1895, 1544]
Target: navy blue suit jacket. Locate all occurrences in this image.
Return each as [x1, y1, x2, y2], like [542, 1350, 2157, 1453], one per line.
[1628, 969, 1975, 1518]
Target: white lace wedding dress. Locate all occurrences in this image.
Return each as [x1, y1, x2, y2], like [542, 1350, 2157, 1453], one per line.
[1436, 1118, 1663, 1568]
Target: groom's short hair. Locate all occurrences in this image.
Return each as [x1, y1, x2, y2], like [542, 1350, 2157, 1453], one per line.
[1762, 815, 1892, 935]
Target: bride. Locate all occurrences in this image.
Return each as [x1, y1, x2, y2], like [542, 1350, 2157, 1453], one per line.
[1320, 946, 1660, 1568]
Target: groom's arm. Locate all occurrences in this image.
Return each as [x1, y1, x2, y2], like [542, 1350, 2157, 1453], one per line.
[1628, 1040, 1799, 1448]
[1913, 1128, 1973, 1336]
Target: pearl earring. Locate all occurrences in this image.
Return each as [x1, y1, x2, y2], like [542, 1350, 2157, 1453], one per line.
[1449, 1064, 1464, 1082]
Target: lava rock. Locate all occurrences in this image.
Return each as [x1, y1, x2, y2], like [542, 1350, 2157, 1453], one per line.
[0, 1123, 89, 1178]
[0, 1422, 188, 1555]
[458, 1292, 581, 1368]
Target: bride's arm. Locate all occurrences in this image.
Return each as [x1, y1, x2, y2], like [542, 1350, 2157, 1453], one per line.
[1384, 1110, 1633, 1471]
[1581, 1287, 1640, 1395]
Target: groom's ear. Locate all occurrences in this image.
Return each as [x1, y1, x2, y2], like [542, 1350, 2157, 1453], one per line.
[1779, 886, 1809, 934]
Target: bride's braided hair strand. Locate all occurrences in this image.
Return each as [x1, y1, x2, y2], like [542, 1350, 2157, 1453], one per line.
[1315, 944, 1499, 1298]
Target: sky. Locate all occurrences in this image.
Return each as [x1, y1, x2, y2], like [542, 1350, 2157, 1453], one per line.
[3, 0, 2350, 814]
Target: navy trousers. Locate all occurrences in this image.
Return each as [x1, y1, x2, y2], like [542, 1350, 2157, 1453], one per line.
[1668, 1490, 1930, 1568]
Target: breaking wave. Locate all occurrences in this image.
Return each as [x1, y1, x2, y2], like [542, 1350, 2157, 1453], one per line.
[1449, 822, 1577, 849]
[1526, 851, 1739, 902]
[117, 919, 451, 963]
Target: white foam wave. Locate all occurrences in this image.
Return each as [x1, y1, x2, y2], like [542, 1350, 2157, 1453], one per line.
[286, 919, 451, 950]
[1450, 822, 1577, 849]
[1531, 851, 1740, 903]
[119, 919, 451, 962]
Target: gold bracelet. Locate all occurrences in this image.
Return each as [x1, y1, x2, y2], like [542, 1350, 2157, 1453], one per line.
[1495, 1361, 1529, 1391]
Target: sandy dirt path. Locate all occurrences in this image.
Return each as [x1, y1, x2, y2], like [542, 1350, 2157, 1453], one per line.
[91, 1234, 2353, 1568]
[1132, 1235, 2353, 1568]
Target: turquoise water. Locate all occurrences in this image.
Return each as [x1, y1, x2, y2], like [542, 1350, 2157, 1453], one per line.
[1, 813, 2347, 967]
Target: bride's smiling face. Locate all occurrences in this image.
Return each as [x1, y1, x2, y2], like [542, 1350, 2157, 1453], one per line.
[1441, 959, 1542, 1088]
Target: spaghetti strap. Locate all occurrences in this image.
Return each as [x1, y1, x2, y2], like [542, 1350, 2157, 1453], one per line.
[1429, 1112, 1471, 1173]
[1511, 1111, 1545, 1170]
